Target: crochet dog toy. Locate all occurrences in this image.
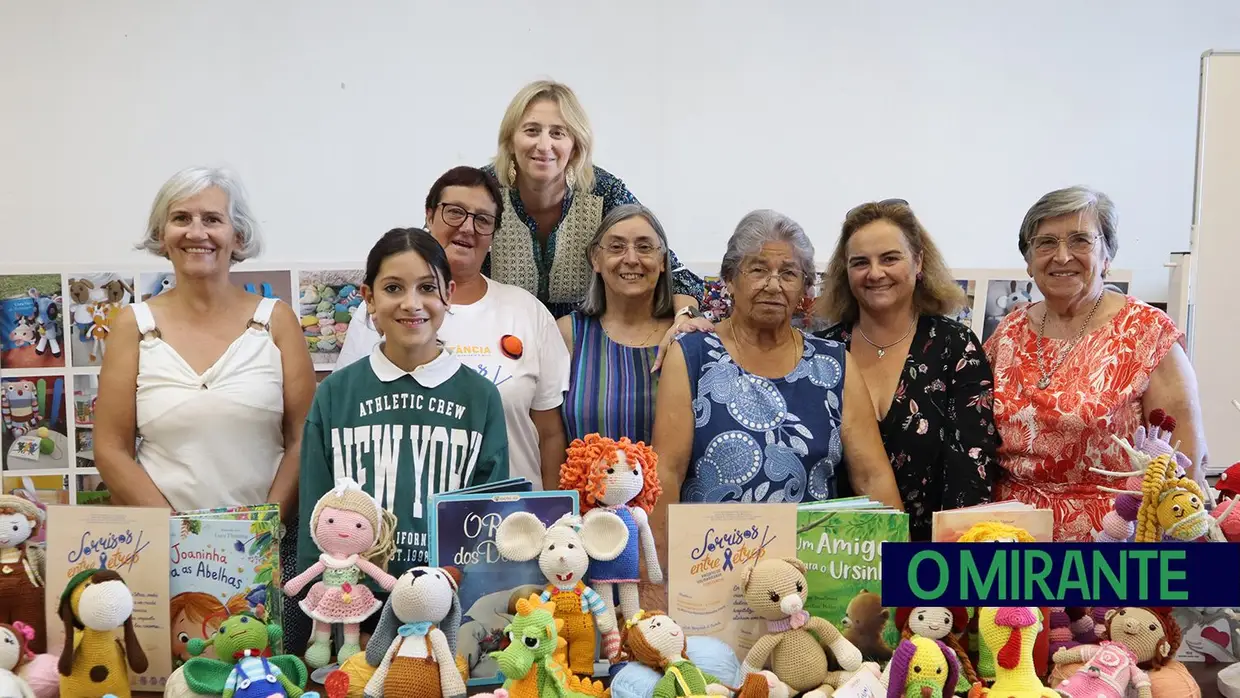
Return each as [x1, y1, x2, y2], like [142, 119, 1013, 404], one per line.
[967, 607, 1058, 698]
[56, 568, 149, 698]
[739, 557, 866, 698]
[495, 511, 626, 674]
[283, 477, 398, 669]
[0, 495, 46, 654]
[1050, 640, 1151, 698]
[0, 622, 36, 698]
[881, 636, 959, 698]
[894, 607, 976, 693]
[363, 566, 465, 698]
[180, 612, 317, 698]
[488, 594, 608, 698]
[619, 611, 732, 698]
[560, 434, 664, 622]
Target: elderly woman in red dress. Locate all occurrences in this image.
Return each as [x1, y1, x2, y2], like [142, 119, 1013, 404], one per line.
[984, 186, 1211, 541]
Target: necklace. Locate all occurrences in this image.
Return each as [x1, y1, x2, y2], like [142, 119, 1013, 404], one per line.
[857, 316, 918, 359]
[1035, 292, 1104, 389]
[729, 322, 799, 369]
[603, 318, 662, 347]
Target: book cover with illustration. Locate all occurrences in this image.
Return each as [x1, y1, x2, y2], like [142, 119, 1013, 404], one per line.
[930, 500, 1054, 542]
[168, 504, 283, 669]
[428, 487, 577, 686]
[666, 502, 799, 658]
[43, 504, 173, 693]
[795, 502, 909, 664]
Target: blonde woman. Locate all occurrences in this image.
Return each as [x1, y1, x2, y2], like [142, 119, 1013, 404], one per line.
[484, 80, 705, 338]
[816, 200, 998, 541]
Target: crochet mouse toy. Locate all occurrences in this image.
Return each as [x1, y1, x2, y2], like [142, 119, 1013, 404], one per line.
[739, 557, 867, 698]
[495, 512, 627, 675]
[363, 566, 465, 698]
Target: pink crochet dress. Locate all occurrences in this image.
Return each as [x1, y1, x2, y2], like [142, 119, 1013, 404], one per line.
[1053, 641, 1149, 698]
[299, 555, 382, 624]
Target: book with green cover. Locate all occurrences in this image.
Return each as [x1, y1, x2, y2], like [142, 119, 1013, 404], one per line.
[795, 503, 909, 664]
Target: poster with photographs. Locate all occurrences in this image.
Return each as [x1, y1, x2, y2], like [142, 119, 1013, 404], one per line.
[980, 276, 1131, 342]
[0, 274, 65, 369]
[1, 374, 69, 471]
[952, 279, 977, 328]
[66, 273, 135, 367]
[139, 271, 176, 301]
[72, 374, 99, 466]
[230, 269, 294, 305]
[297, 269, 364, 369]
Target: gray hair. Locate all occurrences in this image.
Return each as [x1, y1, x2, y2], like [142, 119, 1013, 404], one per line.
[579, 204, 675, 318]
[1017, 185, 1118, 261]
[720, 209, 816, 286]
[135, 166, 262, 263]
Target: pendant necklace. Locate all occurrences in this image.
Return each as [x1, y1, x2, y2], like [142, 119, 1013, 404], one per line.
[858, 317, 918, 359]
[1035, 292, 1103, 389]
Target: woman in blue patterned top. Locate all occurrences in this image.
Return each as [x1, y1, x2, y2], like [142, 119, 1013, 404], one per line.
[650, 209, 903, 527]
[482, 80, 705, 325]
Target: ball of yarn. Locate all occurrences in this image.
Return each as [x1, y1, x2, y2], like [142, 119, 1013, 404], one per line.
[337, 652, 377, 698]
[1115, 495, 1140, 520]
[1102, 515, 1134, 539]
[19, 653, 66, 698]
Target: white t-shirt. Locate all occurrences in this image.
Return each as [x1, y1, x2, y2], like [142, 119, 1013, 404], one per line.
[334, 276, 569, 486]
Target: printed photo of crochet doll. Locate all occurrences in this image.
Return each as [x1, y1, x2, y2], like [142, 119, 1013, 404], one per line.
[952, 279, 977, 330]
[230, 269, 294, 305]
[295, 269, 364, 370]
[65, 273, 134, 367]
[138, 271, 176, 301]
[1, 375, 68, 472]
[0, 274, 64, 369]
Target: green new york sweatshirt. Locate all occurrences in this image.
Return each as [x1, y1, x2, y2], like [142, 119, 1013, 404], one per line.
[296, 348, 509, 584]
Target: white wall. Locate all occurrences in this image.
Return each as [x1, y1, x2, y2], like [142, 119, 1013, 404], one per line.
[3, 1, 1239, 303]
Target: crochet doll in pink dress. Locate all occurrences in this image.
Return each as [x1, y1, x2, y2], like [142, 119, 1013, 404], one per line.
[284, 477, 398, 669]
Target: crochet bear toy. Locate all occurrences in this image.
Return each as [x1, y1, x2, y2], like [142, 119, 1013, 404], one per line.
[739, 557, 868, 698]
[363, 566, 465, 698]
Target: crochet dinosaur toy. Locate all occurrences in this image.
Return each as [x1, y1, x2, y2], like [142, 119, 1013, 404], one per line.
[967, 607, 1058, 698]
[488, 594, 609, 698]
[882, 636, 959, 698]
[180, 612, 317, 698]
[56, 568, 149, 698]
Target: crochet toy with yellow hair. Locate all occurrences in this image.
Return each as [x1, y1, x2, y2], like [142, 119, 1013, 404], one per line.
[560, 434, 664, 623]
[966, 607, 1057, 698]
[956, 521, 1035, 543]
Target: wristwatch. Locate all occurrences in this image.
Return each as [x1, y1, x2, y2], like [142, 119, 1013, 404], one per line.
[675, 306, 702, 322]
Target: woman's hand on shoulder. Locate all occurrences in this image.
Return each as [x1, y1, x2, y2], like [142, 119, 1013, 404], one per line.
[652, 315, 714, 373]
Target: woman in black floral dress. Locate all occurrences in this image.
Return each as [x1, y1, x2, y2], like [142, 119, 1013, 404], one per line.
[816, 200, 998, 540]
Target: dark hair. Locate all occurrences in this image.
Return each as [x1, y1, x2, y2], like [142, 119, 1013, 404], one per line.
[364, 228, 453, 307]
[424, 166, 504, 228]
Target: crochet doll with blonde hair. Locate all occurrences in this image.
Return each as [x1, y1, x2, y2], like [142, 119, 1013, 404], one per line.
[560, 434, 663, 622]
[283, 477, 399, 669]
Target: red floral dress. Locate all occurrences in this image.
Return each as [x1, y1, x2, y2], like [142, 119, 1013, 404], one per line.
[983, 296, 1184, 541]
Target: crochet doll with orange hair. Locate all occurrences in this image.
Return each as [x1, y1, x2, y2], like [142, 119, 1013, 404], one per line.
[560, 433, 664, 622]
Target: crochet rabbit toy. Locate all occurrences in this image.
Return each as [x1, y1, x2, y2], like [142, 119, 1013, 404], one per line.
[495, 511, 626, 675]
[560, 434, 664, 623]
[56, 568, 149, 698]
[0, 622, 36, 698]
[283, 477, 398, 669]
[967, 607, 1058, 698]
[739, 557, 867, 698]
[1050, 641, 1151, 698]
[881, 636, 959, 698]
[363, 566, 465, 698]
[893, 607, 976, 694]
[619, 611, 732, 698]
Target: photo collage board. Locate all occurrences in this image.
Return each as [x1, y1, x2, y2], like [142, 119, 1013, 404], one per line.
[0, 263, 366, 509]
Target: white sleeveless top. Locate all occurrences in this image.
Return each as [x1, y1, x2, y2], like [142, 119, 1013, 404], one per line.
[132, 297, 285, 512]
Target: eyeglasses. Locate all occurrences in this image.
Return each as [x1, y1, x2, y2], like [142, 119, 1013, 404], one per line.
[437, 203, 497, 235]
[596, 240, 664, 258]
[742, 266, 804, 288]
[1028, 232, 1101, 256]
[846, 198, 910, 218]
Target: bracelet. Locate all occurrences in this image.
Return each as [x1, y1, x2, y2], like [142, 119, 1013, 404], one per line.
[675, 306, 702, 321]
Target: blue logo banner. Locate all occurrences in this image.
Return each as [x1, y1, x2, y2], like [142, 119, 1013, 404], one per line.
[881, 543, 1240, 607]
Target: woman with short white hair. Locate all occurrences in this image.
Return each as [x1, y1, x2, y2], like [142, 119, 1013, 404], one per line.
[94, 166, 315, 516]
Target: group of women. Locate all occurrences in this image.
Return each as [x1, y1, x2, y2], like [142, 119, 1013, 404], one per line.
[87, 79, 1210, 652]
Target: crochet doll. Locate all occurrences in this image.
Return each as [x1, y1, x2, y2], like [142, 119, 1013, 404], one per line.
[739, 557, 866, 698]
[1092, 437, 1221, 542]
[0, 495, 45, 653]
[1093, 410, 1194, 543]
[1050, 640, 1151, 698]
[363, 566, 465, 698]
[1050, 607, 1199, 698]
[57, 568, 149, 698]
[0, 623, 36, 698]
[893, 606, 976, 693]
[882, 636, 959, 698]
[620, 611, 731, 698]
[283, 477, 398, 669]
[179, 612, 317, 698]
[560, 434, 663, 622]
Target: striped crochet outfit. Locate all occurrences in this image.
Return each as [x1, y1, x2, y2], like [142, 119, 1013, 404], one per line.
[541, 582, 606, 675]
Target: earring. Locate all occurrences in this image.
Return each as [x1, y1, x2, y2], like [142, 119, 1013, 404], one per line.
[565, 167, 577, 190]
[916, 271, 923, 282]
[507, 158, 517, 184]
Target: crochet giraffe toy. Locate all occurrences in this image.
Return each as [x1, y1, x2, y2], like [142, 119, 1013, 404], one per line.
[967, 607, 1058, 698]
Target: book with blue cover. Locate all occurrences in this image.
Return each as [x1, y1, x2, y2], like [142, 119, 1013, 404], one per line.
[428, 487, 578, 686]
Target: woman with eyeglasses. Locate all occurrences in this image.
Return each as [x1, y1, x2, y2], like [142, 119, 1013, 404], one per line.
[483, 81, 706, 344]
[984, 186, 1210, 541]
[335, 166, 570, 489]
[816, 200, 998, 541]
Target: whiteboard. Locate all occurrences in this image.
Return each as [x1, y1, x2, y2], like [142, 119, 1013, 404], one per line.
[1188, 50, 1240, 474]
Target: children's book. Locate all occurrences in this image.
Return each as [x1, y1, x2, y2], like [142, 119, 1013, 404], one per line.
[168, 503, 283, 669]
[1172, 607, 1240, 662]
[930, 500, 1054, 542]
[428, 489, 579, 686]
[43, 504, 172, 693]
[450, 477, 535, 496]
[666, 502, 799, 659]
[796, 502, 909, 664]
